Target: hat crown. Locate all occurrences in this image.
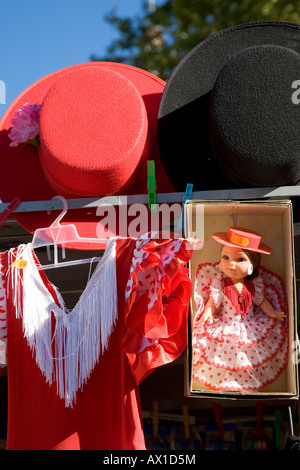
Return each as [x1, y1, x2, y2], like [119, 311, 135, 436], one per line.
[39, 66, 150, 196]
[209, 44, 300, 187]
[227, 227, 261, 249]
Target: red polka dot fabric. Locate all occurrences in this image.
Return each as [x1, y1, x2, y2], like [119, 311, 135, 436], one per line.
[192, 263, 289, 391]
[123, 232, 198, 383]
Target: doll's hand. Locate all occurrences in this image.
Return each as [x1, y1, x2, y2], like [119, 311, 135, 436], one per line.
[199, 311, 213, 325]
[271, 311, 286, 322]
[198, 298, 215, 325]
[260, 299, 286, 322]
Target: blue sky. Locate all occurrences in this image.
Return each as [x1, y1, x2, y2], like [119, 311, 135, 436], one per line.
[0, 0, 152, 118]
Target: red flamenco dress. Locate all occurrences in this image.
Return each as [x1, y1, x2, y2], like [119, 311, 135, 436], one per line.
[0, 232, 196, 450]
[192, 263, 288, 391]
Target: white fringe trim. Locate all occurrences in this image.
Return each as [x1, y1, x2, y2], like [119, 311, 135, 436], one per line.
[8, 239, 118, 407]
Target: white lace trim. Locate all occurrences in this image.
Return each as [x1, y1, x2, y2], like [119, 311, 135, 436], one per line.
[7, 238, 118, 407]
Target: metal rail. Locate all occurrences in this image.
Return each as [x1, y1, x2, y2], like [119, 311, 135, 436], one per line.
[0, 185, 299, 213]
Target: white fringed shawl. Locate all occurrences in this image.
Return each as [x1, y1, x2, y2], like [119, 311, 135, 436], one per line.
[7, 238, 118, 407]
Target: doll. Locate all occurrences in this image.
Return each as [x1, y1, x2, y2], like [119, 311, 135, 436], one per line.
[192, 227, 289, 392]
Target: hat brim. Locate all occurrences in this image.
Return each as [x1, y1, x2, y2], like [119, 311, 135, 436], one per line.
[212, 232, 272, 254]
[157, 21, 300, 191]
[0, 62, 174, 249]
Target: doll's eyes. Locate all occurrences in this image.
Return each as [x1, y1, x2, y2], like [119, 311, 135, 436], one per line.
[222, 254, 247, 262]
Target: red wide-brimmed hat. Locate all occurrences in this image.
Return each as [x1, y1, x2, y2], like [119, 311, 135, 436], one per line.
[212, 226, 272, 254]
[0, 62, 174, 248]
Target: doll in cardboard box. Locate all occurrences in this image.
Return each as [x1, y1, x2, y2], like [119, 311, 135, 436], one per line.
[192, 227, 289, 392]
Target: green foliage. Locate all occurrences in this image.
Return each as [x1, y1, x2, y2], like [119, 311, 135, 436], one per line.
[91, 0, 300, 80]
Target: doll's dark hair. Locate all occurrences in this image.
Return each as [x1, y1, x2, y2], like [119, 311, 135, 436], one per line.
[243, 249, 261, 279]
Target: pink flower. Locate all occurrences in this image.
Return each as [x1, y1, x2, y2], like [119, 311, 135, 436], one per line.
[8, 102, 41, 147]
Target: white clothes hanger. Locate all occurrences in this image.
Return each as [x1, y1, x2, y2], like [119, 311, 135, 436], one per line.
[31, 196, 109, 270]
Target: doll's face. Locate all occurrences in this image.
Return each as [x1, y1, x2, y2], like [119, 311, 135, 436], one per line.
[220, 246, 252, 282]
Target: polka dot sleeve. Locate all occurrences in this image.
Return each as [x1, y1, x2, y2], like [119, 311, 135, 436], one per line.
[194, 263, 222, 323]
[252, 274, 265, 306]
[122, 232, 198, 384]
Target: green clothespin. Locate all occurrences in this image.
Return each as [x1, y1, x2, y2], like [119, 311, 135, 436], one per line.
[147, 160, 156, 211]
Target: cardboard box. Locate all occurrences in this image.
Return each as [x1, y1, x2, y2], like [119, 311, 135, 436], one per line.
[184, 199, 298, 399]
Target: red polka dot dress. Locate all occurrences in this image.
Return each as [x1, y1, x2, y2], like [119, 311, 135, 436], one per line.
[192, 263, 289, 391]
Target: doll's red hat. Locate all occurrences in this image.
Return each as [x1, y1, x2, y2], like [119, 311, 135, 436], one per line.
[0, 62, 174, 248]
[212, 226, 272, 254]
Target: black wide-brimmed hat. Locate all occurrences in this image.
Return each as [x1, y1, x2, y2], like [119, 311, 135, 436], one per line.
[157, 21, 300, 191]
